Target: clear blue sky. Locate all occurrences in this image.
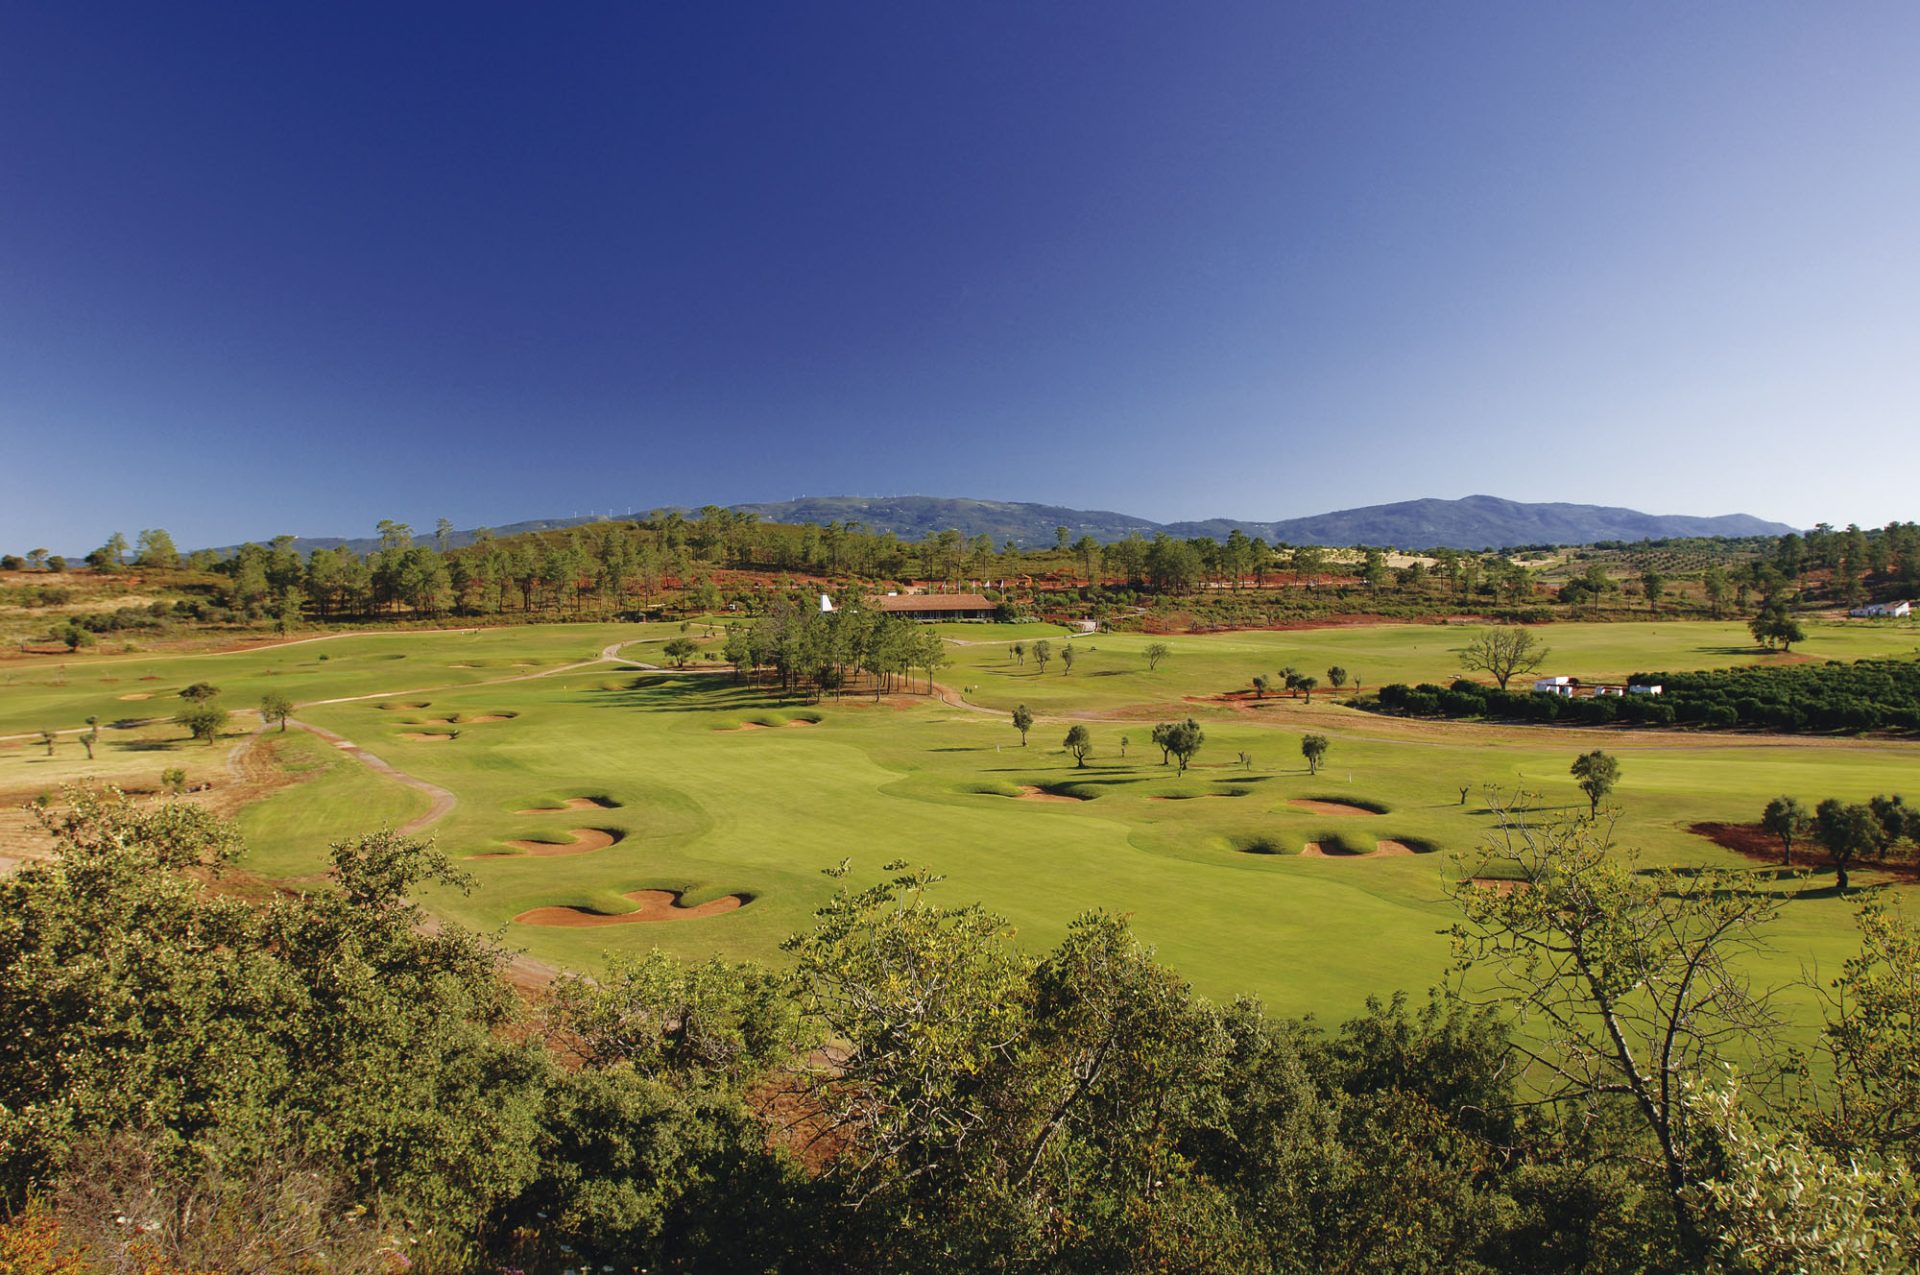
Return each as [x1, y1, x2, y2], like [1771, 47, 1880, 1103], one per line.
[3, 2, 1916, 551]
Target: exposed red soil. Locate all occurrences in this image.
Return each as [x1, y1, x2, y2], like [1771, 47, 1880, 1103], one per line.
[514, 889, 748, 926]
[1288, 799, 1379, 817]
[1691, 822, 1920, 882]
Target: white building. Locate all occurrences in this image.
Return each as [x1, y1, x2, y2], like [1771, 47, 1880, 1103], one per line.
[1533, 675, 1578, 697]
[1850, 600, 1912, 618]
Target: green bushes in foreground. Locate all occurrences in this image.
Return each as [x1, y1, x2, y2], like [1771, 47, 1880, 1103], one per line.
[2, 790, 1917, 1272]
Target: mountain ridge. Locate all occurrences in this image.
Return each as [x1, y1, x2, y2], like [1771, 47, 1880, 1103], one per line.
[204, 495, 1797, 557]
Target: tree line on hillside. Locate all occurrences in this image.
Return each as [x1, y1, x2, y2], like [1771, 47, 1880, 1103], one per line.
[1373, 659, 1920, 734]
[15, 514, 1920, 639]
[4, 788, 1919, 1272]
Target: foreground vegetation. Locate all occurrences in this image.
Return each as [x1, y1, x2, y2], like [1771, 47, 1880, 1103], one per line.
[2, 791, 1917, 1272]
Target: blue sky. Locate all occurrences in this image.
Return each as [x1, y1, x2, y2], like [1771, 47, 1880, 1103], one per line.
[2, 2, 1916, 551]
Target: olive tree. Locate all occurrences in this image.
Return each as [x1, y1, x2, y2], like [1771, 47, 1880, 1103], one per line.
[1143, 643, 1170, 672]
[1064, 724, 1093, 768]
[1458, 627, 1549, 691]
[259, 692, 295, 733]
[1760, 796, 1810, 867]
[1569, 750, 1619, 818]
[1300, 734, 1329, 775]
[1011, 704, 1033, 746]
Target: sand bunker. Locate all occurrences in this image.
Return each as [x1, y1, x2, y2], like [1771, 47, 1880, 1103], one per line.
[117, 692, 153, 701]
[378, 701, 431, 711]
[1470, 878, 1531, 895]
[514, 796, 620, 814]
[493, 827, 622, 856]
[1371, 839, 1416, 856]
[1302, 838, 1416, 859]
[724, 722, 769, 731]
[1018, 785, 1083, 803]
[397, 732, 456, 742]
[515, 889, 748, 927]
[1288, 799, 1379, 817]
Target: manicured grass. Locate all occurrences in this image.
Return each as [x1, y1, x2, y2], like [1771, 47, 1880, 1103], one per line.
[940, 619, 1920, 716]
[233, 729, 431, 879]
[12, 619, 1920, 1039]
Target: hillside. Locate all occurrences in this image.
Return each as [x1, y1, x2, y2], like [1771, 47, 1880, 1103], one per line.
[203, 494, 1796, 556]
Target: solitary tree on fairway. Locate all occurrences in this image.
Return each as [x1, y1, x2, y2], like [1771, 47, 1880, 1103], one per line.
[1459, 627, 1550, 691]
[1570, 750, 1620, 817]
[1251, 675, 1270, 700]
[39, 729, 56, 757]
[1011, 704, 1033, 746]
[663, 637, 699, 667]
[1164, 718, 1204, 775]
[1060, 645, 1075, 675]
[1063, 724, 1093, 768]
[179, 682, 221, 702]
[1297, 675, 1319, 704]
[1011, 642, 1025, 667]
[1301, 734, 1329, 775]
[260, 692, 295, 732]
[1327, 666, 1348, 690]
[1144, 643, 1170, 672]
[1031, 640, 1051, 674]
[178, 702, 227, 747]
[1761, 796, 1811, 867]
[81, 717, 99, 760]
[1750, 605, 1805, 652]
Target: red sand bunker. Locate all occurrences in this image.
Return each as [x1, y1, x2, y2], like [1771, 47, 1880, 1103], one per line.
[515, 889, 748, 927]
[492, 828, 620, 857]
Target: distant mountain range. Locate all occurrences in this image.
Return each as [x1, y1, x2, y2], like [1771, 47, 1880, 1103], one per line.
[208, 495, 1796, 557]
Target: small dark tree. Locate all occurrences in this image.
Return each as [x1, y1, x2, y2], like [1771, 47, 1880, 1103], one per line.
[1327, 666, 1348, 690]
[1761, 795, 1810, 867]
[1059, 645, 1075, 675]
[179, 682, 221, 703]
[39, 729, 56, 757]
[81, 717, 99, 760]
[1297, 675, 1319, 704]
[260, 692, 295, 733]
[1251, 674, 1270, 700]
[1164, 718, 1203, 775]
[1011, 704, 1033, 746]
[178, 702, 227, 747]
[1570, 750, 1620, 817]
[1816, 799, 1880, 891]
[1032, 640, 1052, 674]
[663, 637, 699, 667]
[1144, 643, 1170, 672]
[1301, 733, 1329, 775]
[1063, 724, 1093, 768]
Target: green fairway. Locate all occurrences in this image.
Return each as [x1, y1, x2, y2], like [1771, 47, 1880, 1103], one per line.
[7, 617, 1919, 1035]
[938, 617, 1920, 716]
